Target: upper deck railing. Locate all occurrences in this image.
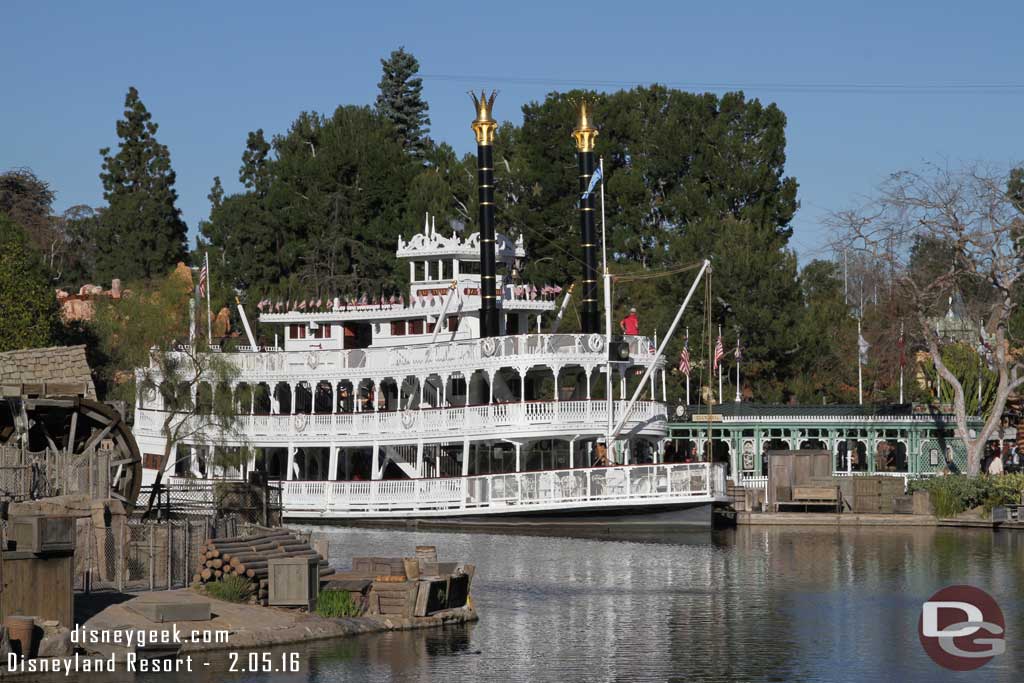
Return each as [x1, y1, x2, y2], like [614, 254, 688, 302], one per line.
[164, 333, 662, 377]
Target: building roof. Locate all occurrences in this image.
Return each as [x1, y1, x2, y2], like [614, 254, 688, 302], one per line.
[0, 345, 96, 398]
[682, 403, 917, 418]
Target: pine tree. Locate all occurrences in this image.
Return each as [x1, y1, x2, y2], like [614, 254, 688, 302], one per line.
[96, 86, 188, 282]
[375, 47, 431, 156]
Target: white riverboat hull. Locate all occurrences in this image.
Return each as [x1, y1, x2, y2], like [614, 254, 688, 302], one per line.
[278, 462, 729, 529]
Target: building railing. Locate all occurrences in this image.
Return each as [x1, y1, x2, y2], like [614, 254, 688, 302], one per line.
[736, 470, 934, 493]
[134, 399, 668, 443]
[281, 461, 728, 515]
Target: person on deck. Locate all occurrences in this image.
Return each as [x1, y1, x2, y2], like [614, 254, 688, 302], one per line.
[593, 439, 610, 467]
[620, 308, 640, 335]
[987, 452, 1004, 475]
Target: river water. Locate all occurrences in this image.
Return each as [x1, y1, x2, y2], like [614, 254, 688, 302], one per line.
[143, 525, 1019, 682]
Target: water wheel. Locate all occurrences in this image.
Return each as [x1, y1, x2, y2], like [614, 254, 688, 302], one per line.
[0, 388, 143, 507]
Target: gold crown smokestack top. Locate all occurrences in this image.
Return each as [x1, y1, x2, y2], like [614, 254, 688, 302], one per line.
[573, 101, 600, 335]
[471, 90, 500, 338]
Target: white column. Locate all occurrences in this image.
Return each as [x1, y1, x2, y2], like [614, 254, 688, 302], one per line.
[515, 442, 522, 473]
[553, 366, 560, 401]
[328, 445, 339, 481]
[649, 371, 656, 400]
[661, 369, 667, 402]
[286, 445, 296, 481]
[415, 440, 424, 476]
[461, 439, 470, 476]
[488, 371, 495, 404]
[371, 442, 381, 480]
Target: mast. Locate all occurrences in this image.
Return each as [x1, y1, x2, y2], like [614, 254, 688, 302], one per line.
[572, 102, 600, 334]
[600, 156, 613, 443]
[471, 91, 500, 338]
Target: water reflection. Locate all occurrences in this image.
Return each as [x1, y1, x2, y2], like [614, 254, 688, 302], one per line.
[122, 526, 1020, 683]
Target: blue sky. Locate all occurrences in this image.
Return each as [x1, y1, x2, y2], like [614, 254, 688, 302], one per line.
[3, 0, 1022, 265]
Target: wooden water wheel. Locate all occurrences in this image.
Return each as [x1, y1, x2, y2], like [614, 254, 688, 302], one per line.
[0, 385, 143, 507]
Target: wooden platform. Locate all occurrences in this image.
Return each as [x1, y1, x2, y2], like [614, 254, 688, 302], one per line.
[738, 512, 1024, 529]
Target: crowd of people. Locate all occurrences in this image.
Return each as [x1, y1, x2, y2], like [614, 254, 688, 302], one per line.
[983, 441, 1022, 475]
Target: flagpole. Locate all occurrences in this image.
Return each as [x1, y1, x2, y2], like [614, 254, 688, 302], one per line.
[205, 252, 213, 346]
[599, 157, 613, 444]
[717, 324, 723, 405]
[734, 337, 741, 403]
[685, 327, 690, 406]
[857, 319, 863, 406]
[899, 321, 904, 404]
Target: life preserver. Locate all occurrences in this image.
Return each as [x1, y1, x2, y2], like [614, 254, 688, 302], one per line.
[481, 338, 497, 357]
[306, 352, 319, 369]
[587, 333, 606, 353]
[293, 414, 309, 432]
[401, 410, 417, 429]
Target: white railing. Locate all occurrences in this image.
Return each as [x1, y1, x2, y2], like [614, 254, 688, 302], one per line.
[134, 399, 668, 443]
[158, 333, 661, 373]
[737, 470, 923, 493]
[281, 462, 727, 515]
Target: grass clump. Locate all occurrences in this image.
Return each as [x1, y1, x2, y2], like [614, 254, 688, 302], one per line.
[908, 474, 1024, 518]
[202, 574, 254, 603]
[315, 589, 361, 617]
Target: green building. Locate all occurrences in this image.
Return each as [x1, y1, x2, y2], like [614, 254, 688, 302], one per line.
[667, 404, 983, 487]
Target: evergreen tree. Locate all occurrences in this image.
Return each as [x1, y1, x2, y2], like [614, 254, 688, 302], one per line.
[96, 86, 188, 282]
[0, 213, 59, 351]
[375, 47, 431, 156]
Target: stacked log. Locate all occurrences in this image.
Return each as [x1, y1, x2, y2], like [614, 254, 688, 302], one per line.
[193, 530, 332, 606]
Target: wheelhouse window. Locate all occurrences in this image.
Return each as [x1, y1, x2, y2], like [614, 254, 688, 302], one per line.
[289, 324, 306, 339]
[409, 319, 424, 335]
[391, 321, 406, 336]
[447, 315, 460, 331]
[312, 324, 332, 339]
[460, 260, 481, 275]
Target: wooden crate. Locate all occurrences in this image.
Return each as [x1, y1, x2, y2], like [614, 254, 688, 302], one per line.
[10, 516, 75, 555]
[267, 557, 320, 610]
[912, 490, 933, 515]
[892, 496, 914, 514]
[370, 580, 418, 616]
[1, 552, 74, 627]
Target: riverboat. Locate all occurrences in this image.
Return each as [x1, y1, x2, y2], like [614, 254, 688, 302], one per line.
[132, 96, 730, 527]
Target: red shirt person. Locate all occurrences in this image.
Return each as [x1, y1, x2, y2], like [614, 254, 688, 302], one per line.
[620, 307, 639, 335]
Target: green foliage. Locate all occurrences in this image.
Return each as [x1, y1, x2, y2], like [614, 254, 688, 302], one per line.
[202, 574, 253, 603]
[96, 86, 188, 282]
[375, 47, 431, 156]
[89, 267, 194, 403]
[202, 106, 419, 298]
[917, 343, 998, 417]
[315, 589, 362, 617]
[0, 213, 59, 352]
[908, 474, 1024, 518]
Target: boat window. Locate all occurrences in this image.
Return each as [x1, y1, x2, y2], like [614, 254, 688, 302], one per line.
[447, 315, 459, 331]
[312, 324, 332, 339]
[391, 321, 406, 336]
[289, 324, 306, 339]
[409, 319, 424, 335]
[442, 259, 453, 280]
[414, 261, 426, 281]
[460, 260, 481, 275]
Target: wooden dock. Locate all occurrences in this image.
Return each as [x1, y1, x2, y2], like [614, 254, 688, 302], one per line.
[737, 511, 1024, 530]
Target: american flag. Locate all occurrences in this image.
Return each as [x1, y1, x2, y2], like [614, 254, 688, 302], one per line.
[713, 335, 725, 371]
[198, 253, 209, 297]
[734, 338, 742, 361]
[678, 345, 691, 376]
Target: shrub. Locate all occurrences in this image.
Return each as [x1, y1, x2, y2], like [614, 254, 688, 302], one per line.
[909, 474, 1024, 518]
[202, 574, 254, 603]
[315, 589, 361, 618]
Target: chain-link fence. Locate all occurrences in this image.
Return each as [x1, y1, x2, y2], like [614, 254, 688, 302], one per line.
[72, 480, 283, 594]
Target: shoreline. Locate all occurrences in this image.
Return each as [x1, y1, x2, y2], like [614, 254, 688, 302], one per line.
[735, 511, 1024, 529]
[82, 589, 477, 657]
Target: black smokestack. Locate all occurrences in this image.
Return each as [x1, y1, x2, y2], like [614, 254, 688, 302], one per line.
[471, 91, 499, 338]
[572, 102, 600, 335]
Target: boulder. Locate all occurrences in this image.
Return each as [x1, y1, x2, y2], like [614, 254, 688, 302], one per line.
[37, 622, 73, 658]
